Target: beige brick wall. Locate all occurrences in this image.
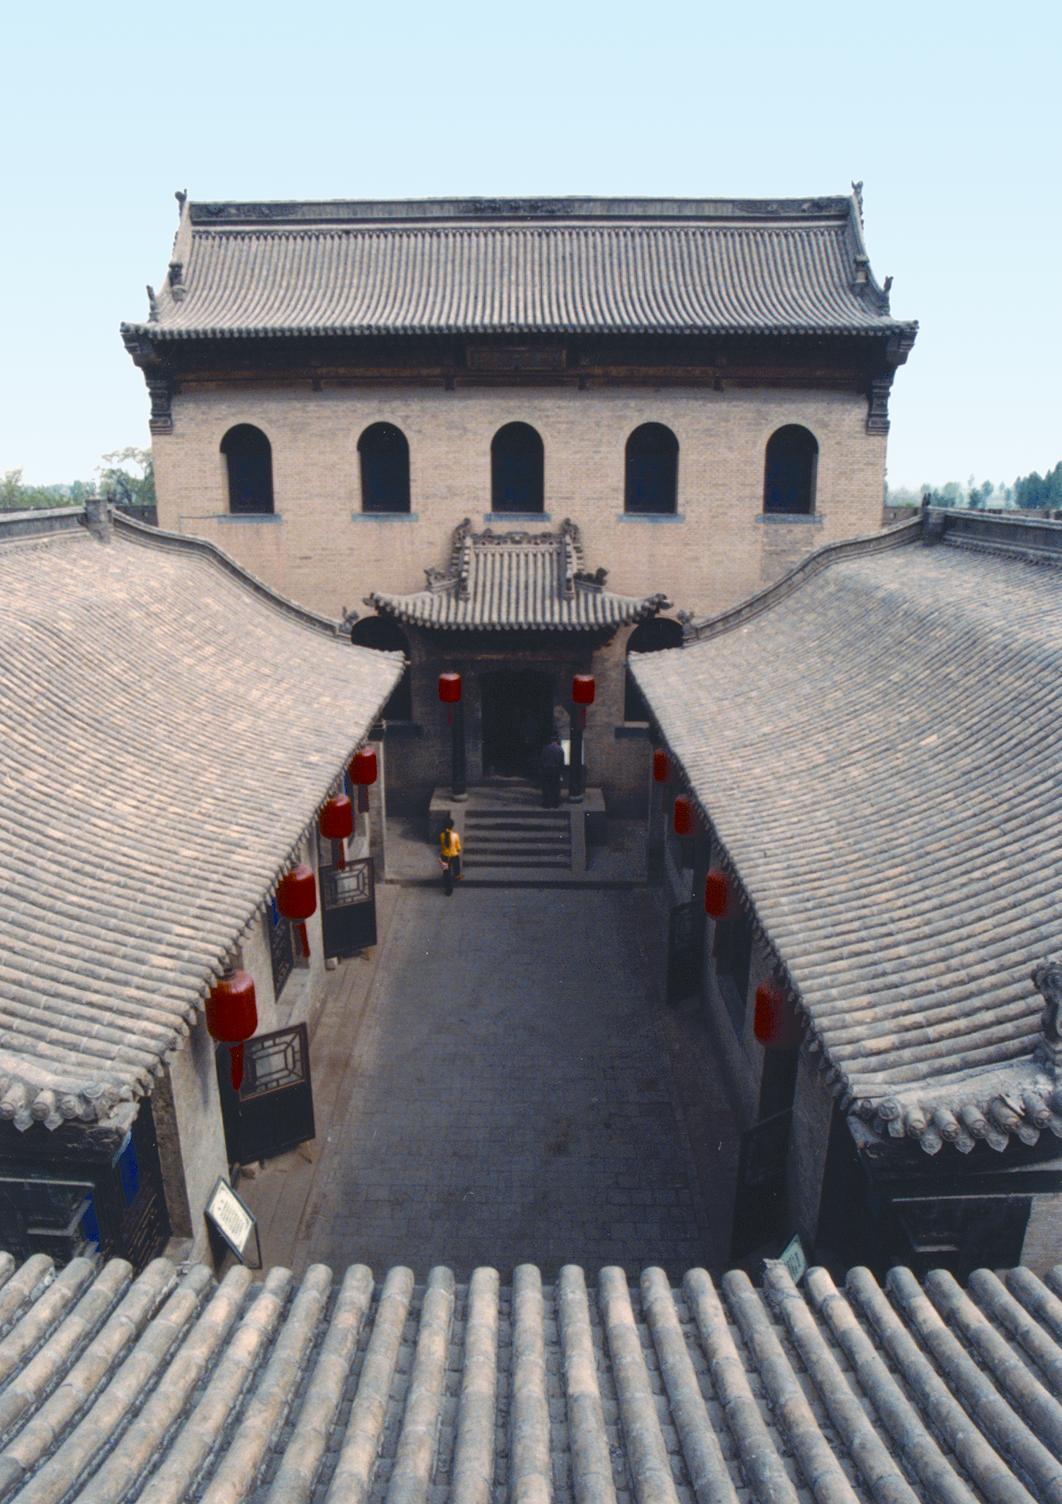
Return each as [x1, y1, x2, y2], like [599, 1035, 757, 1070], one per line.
[154, 383, 887, 621]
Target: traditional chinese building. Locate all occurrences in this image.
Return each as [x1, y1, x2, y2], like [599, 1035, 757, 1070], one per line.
[635, 507, 1062, 1275]
[122, 190, 916, 820]
[0, 502, 401, 1267]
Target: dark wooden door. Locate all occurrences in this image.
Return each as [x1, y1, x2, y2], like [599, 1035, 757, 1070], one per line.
[216, 1023, 315, 1166]
[320, 855, 377, 957]
[666, 900, 703, 1002]
[730, 1109, 792, 1260]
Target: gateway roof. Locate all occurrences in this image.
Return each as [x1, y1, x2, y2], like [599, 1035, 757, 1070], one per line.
[367, 519, 670, 632]
[0, 510, 403, 1131]
[122, 192, 917, 344]
[632, 511, 1062, 1154]
[1, 1250, 1060, 1504]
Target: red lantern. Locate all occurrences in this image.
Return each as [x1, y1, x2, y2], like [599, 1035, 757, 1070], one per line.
[350, 747, 378, 786]
[673, 795, 694, 836]
[652, 749, 669, 783]
[206, 968, 258, 1091]
[438, 673, 462, 703]
[571, 675, 596, 706]
[277, 864, 317, 959]
[319, 794, 354, 870]
[754, 985, 801, 1050]
[704, 869, 729, 918]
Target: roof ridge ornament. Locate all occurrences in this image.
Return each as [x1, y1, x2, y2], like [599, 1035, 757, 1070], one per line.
[146, 285, 159, 322]
[851, 180, 864, 224]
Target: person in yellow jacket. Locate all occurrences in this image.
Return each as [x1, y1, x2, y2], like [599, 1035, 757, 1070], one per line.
[438, 818, 462, 894]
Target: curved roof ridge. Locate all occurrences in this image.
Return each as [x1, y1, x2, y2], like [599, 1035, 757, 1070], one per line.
[680, 516, 922, 642]
[113, 511, 343, 637]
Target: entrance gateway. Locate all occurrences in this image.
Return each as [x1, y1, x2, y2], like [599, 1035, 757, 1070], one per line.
[364, 518, 672, 806]
[481, 670, 554, 777]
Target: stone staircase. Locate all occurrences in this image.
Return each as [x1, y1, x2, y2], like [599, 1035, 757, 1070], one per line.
[463, 778, 572, 874]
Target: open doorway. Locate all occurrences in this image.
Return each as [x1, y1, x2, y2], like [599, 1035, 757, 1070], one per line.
[480, 670, 555, 777]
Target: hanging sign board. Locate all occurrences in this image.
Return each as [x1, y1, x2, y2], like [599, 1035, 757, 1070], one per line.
[205, 1177, 262, 1268]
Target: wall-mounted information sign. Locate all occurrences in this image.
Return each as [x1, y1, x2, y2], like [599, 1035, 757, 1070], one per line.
[205, 1177, 261, 1268]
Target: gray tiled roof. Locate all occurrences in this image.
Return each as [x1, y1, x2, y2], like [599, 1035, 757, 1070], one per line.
[368, 519, 670, 632]
[0, 515, 403, 1131]
[633, 522, 1062, 1152]
[1, 1250, 1060, 1504]
[123, 195, 915, 342]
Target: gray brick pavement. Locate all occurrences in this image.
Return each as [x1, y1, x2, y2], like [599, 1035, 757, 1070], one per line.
[291, 887, 733, 1279]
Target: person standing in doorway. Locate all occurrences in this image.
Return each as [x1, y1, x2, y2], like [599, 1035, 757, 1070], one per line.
[540, 733, 564, 808]
[439, 817, 462, 895]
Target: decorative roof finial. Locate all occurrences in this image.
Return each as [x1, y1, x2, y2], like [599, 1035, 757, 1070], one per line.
[851, 180, 864, 222]
[175, 188, 187, 211]
[146, 285, 159, 322]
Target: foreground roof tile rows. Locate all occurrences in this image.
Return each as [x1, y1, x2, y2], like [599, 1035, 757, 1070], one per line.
[632, 521, 1062, 1152]
[0, 515, 403, 1130]
[123, 195, 914, 343]
[368, 520, 670, 632]
[0, 1250, 1059, 1504]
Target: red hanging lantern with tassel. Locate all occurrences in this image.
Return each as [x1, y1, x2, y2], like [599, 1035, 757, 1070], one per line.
[571, 674, 596, 705]
[673, 795, 694, 836]
[206, 967, 258, 1091]
[652, 749, 669, 783]
[350, 746, 378, 815]
[753, 984, 801, 1050]
[319, 794, 354, 869]
[277, 864, 317, 958]
[350, 746, 378, 785]
[704, 869, 729, 918]
[438, 672, 462, 703]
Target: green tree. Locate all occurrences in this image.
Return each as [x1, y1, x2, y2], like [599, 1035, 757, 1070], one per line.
[0, 470, 24, 508]
[98, 448, 155, 509]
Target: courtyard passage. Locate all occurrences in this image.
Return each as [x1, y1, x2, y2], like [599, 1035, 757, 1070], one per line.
[268, 886, 736, 1280]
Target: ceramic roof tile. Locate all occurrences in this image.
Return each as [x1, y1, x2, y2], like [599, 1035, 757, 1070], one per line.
[0, 514, 403, 1129]
[123, 195, 915, 343]
[632, 516, 1062, 1152]
[0, 1252, 1058, 1503]
[367, 519, 669, 631]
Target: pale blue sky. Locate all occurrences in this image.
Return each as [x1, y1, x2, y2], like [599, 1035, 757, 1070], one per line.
[3, 0, 1058, 489]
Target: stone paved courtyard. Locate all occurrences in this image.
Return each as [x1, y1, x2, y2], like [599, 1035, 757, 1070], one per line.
[247, 884, 738, 1281]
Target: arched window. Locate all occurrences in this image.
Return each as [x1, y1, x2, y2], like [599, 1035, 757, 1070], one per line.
[491, 423, 544, 513]
[625, 617, 684, 722]
[763, 425, 818, 515]
[358, 423, 410, 513]
[350, 615, 413, 721]
[624, 424, 678, 515]
[221, 425, 274, 514]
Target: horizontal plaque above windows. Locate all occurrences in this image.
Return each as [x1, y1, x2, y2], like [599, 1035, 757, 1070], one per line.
[467, 345, 567, 372]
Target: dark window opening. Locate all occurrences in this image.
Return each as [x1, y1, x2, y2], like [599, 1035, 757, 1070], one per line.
[491, 423, 544, 513]
[221, 425, 274, 514]
[350, 615, 413, 720]
[358, 423, 411, 513]
[625, 423, 678, 514]
[715, 910, 753, 1032]
[625, 617, 683, 721]
[764, 425, 818, 514]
